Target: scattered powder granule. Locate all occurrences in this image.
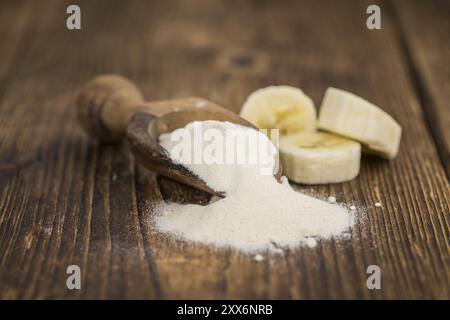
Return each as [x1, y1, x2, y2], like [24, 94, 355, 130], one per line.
[254, 254, 264, 262]
[375, 202, 382, 207]
[350, 205, 357, 211]
[327, 196, 336, 204]
[305, 237, 317, 248]
[342, 232, 352, 240]
[156, 121, 354, 253]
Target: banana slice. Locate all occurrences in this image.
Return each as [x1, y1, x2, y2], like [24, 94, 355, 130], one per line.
[240, 86, 316, 135]
[318, 88, 401, 159]
[280, 132, 361, 184]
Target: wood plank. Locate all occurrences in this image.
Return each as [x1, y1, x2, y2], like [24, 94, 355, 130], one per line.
[393, 0, 450, 177]
[0, 0, 162, 299]
[0, 0, 448, 299]
[0, 1, 33, 81]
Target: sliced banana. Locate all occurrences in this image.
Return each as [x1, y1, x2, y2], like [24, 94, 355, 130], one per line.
[240, 86, 316, 136]
[318, 88, 401, 159]
[280, 132, 361, 184]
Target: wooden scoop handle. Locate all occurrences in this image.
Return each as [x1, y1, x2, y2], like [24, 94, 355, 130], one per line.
[77, 74, 144, 142]
[76, 74, 226, 142]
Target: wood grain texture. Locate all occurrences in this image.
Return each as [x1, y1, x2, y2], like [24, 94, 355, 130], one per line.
[393, 0, 450, 177]
[0, 0, 449, 299]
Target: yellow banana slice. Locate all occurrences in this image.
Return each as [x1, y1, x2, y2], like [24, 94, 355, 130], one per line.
[318, 88, 402, 159]
[240, 86, 316, 135]
[280, 132, 361, 184]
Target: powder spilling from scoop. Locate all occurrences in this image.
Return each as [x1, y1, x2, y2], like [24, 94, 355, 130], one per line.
[155, 120, 353, 252]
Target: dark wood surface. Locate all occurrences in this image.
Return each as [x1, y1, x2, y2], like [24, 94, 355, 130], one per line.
[0, 0, 448, 299]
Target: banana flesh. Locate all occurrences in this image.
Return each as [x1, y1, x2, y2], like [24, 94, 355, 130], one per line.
[318, 88, 401, 159]
[239, 85, 401, 185]
[280, 132, 361, 184]
[239, 86, 316, 136]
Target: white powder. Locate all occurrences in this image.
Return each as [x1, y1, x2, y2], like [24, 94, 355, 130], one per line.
[327, 196, 336, 204]
[254, 254, 264, 262]
[156, 120, 353, 253]
[375, 202, 382, 207]
[305, 237, 317, 248]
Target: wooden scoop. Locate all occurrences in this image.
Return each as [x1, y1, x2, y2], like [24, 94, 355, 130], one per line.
[77, 74, 282, 197]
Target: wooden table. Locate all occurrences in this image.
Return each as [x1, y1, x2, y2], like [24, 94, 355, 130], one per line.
[0, 0, 448, 299]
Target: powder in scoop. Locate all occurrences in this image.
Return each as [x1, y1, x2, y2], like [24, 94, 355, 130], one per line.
[156, 121, 353, 252]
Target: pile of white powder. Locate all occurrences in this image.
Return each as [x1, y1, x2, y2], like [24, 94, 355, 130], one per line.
[155, 121, 353, 252]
